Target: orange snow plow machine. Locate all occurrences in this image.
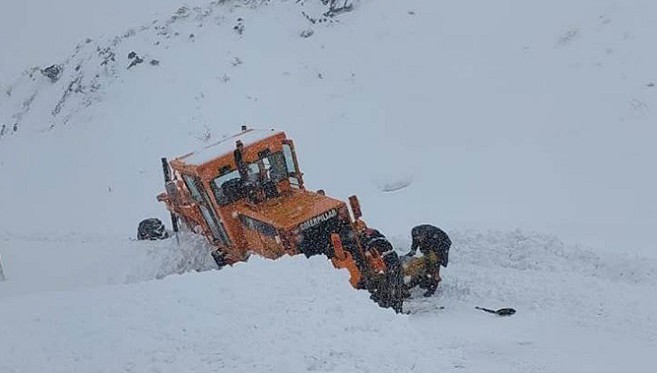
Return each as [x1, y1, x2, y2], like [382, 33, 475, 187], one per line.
[155, 126, 405, 312]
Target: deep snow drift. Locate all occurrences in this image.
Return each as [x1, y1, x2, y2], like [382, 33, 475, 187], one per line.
[0, 255, 442, 373]
[1, 0, 656, 372]
[2, 230, 656, 372]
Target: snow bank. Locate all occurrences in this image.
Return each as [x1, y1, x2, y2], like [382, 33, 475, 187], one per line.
[0, 254, 442, 373]
[0, 232, 216, 298]
[2, 229, 656, 372]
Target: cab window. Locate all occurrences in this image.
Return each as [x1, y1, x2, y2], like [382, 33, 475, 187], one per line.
[282, 145, 297, 176]
[211, 169, 241, 205]
[183, 174, 204, 203]
[183, 174, 231, 245]
[211, 151, 291, 205]
[282, 144, 300, 187]
[269, 152, 289, 182]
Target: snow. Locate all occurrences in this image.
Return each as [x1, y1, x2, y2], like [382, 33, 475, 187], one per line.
[1, 230, 656, 372]
[0, 255, 442, 373]
[2, 0, 655, 253]
[0, 0, 656, 371]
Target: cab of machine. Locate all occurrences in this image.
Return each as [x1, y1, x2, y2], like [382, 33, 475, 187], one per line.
[167, 128, 314, 259]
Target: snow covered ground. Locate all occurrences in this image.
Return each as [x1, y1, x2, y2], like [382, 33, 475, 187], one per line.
[2, 230, 656, 372]
[1, 0, 656, 371]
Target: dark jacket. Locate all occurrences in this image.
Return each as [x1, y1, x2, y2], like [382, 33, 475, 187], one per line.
[408, 225, 451, 267]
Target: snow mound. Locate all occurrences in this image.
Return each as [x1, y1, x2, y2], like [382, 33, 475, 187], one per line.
[451, 230, 657, 286]
[375, 174, 413, 193]
[0, 232, 217, 298]
[0, 255, 442, 373]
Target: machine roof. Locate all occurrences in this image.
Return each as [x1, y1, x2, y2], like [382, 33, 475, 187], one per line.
[178, 128, 282, 165]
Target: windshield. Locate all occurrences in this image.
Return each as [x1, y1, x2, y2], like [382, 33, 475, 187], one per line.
[211, 151, 291, 205]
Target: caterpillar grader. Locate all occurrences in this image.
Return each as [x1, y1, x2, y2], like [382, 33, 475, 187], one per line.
[148, 126, 409, 312]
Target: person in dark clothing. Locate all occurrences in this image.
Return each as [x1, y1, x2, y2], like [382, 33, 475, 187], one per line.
[405, 224, 451, 297]
[406, 224, 451, 266]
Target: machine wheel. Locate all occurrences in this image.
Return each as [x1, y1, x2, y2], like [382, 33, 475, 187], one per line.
[137, 218, 169, 240]
[367, 255, 405, 313]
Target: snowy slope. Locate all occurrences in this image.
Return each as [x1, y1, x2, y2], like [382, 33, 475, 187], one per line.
[1, 0, 656, 253]
[1, 0, 657, 372]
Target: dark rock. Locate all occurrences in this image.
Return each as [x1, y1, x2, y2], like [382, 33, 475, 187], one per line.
[127, 55, 144, 69]
[98, 47, 116, 66]
[41, 65, 63, 83]
[127, 51, 145, 69]
[233, 18, 244, 35]
[300, 29, 314, 38]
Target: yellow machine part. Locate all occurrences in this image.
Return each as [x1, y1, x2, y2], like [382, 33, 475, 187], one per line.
[403, 252, 441, 280]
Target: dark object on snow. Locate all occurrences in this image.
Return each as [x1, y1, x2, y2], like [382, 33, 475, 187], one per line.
[406, 225, 451, 267]
[150, 59, 160, 66]
[300, 29, 314, 38]
[233, 18, 244, 35]
[137, 218, 169, 240]
[648, 82, 655, 88]
[41, 64, 62, 83]
[475, 306, 516, 316]
[127, 51, 144, 69]
[323, 0, 354, 18]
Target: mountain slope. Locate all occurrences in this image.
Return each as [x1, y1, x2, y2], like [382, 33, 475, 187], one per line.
[0, 1, 656, 372]
[1, 0, 655, 253]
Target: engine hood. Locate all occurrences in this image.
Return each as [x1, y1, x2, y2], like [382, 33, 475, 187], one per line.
[236, 190, 345, 231]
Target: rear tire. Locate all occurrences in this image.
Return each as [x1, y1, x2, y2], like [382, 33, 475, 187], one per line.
[137, 218, 169, 240]
[367, 255, 405, 313]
